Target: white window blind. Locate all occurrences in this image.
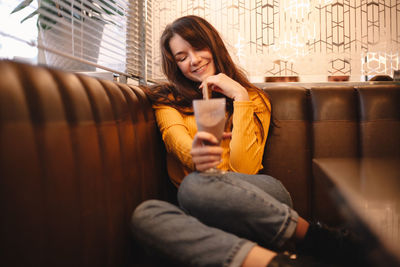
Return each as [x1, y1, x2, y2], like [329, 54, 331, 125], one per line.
[36, 0, 128, 73]
[1, 0, 154, 82]
[126, 0, 152, 83]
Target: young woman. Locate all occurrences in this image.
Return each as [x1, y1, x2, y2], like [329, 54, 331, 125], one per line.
[132, 15, 365, 267]
[144, 15, 271, 187]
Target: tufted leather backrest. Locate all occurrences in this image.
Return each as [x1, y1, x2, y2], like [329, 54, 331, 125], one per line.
[261, 86, 312, 219]
[309, 86, 360, 224]
[357, 85, 400, 158]
[262, 83, 400, 224]
[1, 59, 399, 265]
[0, 60, 169, 266]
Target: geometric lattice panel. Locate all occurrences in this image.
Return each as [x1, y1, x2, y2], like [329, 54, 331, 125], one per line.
[151, 0, 400, 81]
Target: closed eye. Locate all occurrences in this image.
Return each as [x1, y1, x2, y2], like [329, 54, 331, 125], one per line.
[176, 56, 187, 62]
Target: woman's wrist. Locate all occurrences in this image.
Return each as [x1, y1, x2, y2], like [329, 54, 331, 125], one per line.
[233, 88, 250, 101]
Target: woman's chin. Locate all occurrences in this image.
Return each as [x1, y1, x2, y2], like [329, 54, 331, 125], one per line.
[187, 72, 211, 83]
[198, 74, 212, 82]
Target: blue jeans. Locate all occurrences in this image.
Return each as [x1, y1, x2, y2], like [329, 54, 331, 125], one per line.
[131, 172, 299, 267]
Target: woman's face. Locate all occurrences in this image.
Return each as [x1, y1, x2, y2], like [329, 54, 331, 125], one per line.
[169, 33, 216, 82]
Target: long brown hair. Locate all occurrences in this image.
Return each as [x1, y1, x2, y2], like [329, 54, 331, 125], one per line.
[144, 15, 268, 115]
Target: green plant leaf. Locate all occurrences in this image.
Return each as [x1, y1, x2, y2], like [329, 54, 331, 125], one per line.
[20, 9, 39, 23]
[12, 0, 123, 29]
[38, 19, 52, 31]
[11, 0, 34, 14]
[99, 0, 124, 16]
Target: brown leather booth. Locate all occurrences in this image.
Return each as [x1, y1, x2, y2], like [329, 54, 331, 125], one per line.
[261, 85, 400, 225]
[0, 60, 170, 266]
[1, 60, 399, 266]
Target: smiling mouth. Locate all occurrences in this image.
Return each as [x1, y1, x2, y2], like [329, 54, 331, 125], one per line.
[193, 63, 208, 73]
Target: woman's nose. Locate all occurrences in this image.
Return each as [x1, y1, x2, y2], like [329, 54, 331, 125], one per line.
[190, 52, 201, 66]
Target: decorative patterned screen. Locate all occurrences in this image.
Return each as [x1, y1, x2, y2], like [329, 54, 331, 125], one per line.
[151, 0, 400, 82]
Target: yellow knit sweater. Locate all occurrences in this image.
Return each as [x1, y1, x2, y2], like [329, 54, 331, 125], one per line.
[154, 90, 271, 187]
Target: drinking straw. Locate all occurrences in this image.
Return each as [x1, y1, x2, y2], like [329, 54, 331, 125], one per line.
[202, 83, 209, 100]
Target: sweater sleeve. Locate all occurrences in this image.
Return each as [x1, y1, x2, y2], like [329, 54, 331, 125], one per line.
[228, 91, 271, 174]
[153, 104, 195, 170]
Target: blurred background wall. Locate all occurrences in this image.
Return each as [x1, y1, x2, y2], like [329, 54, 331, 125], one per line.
[150, 0, 400, 82]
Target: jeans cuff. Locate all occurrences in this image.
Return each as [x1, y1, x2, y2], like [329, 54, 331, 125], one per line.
[224, 240, 256, 267]
[275, 205, 299, 247]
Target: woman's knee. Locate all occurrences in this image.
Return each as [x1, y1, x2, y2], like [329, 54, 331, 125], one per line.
[131, 200, 180, 229]
[178, 172, 202, 208]
[178, 172, 224, 212]
[178, 171, 293, 215]
[245, 173, 293, 208]
[268, 177, 293, 208]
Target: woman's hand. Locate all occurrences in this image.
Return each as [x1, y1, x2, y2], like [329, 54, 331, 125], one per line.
[200, 73, 249, 101]
[191, 131, 231, 172]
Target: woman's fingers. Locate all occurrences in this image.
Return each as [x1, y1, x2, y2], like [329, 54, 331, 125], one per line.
[192, 131, 219, 148]
[200, 73, 248, 100]
[191, 131, 223, 171]
[191, 153, 221, 165]
[195, 161, 220, 172]
[190, 145, 223, 160]
[199, 74, 231, 98]
[191, 150, 222, 171]
[191, 147, 223, 171]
